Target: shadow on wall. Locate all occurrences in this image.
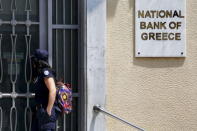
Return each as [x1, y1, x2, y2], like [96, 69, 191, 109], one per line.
[107, 0, 134, 18]
[87, 0, 105, 13]
[89, 111, 98, 131]
[133, 57, 185, 68]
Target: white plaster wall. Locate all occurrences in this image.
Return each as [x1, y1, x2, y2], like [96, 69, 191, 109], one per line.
[87, 0, 106, 131]
[107, 0, 197, 131]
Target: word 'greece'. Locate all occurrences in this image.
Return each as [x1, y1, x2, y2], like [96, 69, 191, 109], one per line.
[138, 10, 184, 18]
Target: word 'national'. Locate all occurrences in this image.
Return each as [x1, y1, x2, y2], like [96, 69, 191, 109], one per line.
[138, 10, 184, 18]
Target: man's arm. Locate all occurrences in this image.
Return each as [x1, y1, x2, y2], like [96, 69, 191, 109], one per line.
[44, 77, 56, 116]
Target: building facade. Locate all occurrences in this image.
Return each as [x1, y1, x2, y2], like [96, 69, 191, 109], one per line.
[107, 0, 197, 131]
[0, 0, 197, 131]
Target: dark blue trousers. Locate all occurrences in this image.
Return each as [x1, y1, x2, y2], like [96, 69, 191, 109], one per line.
[31, 106, 59, 131]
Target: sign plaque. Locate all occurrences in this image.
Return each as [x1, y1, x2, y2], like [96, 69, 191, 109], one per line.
[135, 0, 186, 57]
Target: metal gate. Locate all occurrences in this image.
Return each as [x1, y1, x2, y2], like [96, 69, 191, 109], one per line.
[0, 0, 80, 130]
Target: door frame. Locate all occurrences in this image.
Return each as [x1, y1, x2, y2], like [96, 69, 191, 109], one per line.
[78, 0, 87, 131]
[46, 0, 88, 131]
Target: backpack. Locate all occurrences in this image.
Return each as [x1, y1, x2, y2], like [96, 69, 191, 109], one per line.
[56, 83, 72, 114]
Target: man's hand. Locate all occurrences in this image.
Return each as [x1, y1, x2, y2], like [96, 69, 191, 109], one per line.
[46, 107, 52, 116]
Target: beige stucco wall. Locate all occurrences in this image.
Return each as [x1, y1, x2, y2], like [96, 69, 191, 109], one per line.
[106, 0, 197, 131]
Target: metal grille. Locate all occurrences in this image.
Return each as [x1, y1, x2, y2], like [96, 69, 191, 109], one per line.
[0, 0, 80, 130]
[0, 0, 39, 130]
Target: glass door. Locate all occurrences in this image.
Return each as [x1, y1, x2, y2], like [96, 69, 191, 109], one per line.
[0, 0, 81, 130]
[0, 0, 39, 130]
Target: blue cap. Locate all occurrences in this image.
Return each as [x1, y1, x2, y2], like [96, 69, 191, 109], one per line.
[33, 49, 48, 61]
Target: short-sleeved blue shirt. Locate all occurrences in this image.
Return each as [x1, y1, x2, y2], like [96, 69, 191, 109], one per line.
[34, 68, 55, 107]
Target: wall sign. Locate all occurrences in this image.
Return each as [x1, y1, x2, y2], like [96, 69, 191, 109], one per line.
[135, 0, 186, 57]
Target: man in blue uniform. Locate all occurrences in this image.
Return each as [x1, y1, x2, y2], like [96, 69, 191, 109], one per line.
[31, 49, 60, 131]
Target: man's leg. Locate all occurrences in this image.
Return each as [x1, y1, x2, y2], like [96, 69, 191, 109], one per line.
[31, 112, 39, 131]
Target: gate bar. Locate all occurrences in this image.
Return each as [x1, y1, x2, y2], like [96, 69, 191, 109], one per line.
[0, 92, 79, 99]
[93, 105, 145, 131]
